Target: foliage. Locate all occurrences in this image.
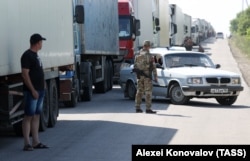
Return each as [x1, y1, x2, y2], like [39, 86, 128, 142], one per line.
[247, 28, 250, 40]
[230, 7, 250, 36]
[230, 6, 250, 56]
[229, 33, 250, 58]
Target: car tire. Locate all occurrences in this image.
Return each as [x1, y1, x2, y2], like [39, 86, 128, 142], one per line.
[215, 96, 237, 105]
[169, 83, 189, 105]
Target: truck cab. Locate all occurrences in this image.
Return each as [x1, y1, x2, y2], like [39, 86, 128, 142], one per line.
[118, 0, 140, 63]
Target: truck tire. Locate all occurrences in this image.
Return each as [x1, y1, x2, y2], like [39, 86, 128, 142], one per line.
[48, 79, 58, 127]
[95, 60, 108, 93]
[82, 69, 93, 101]
[108, 60, 113, 90]
[106, 60, 111, 90]
[39, 83, 49, 131]
[216, 96, 237, 106]
[169, 83, 189, 105]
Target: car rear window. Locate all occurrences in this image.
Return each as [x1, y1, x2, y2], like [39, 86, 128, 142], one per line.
[217, 32, 223, 36]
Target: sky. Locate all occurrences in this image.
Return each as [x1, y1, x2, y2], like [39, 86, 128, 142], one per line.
[169, 0, 248, 36]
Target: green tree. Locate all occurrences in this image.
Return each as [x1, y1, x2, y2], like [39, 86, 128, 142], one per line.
[230, 19, 238, 33]
[247, 28, 250, 39]
[230, 7, 250, 36]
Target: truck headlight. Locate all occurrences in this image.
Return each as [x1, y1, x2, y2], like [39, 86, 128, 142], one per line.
[187, 77, 203, 84]
[231, 78, 241, 84]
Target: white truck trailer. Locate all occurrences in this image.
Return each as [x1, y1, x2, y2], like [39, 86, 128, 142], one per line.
[132, 0, 171, 50]
[0, 0, 119, 134]
[191, 18, 200, 45]
[170, 4, 185, 46]
[184, 13, 192, 38]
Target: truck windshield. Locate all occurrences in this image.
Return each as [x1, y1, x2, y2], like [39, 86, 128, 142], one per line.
[119, 17, 131, 39]
[191, 26, 196, 33]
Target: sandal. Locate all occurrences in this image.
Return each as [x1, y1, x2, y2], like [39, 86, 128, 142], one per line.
[33, 143, 49, 149]
[23, 144, 34, 151]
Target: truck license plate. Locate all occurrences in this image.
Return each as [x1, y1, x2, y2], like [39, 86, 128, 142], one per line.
[210, 88, 228, 93]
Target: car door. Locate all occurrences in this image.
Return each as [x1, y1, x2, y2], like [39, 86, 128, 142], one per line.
[152, 55, 169, 97]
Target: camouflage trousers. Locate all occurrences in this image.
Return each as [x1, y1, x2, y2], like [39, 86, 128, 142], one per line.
[135, 77, 152, 109]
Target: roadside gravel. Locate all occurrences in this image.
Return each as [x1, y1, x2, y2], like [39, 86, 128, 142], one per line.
[228, 40, 250, 87]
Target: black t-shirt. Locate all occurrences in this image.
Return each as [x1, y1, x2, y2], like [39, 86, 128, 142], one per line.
[21, 49, 44, 91]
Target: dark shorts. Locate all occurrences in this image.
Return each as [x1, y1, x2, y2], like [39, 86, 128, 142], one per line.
[23, 90, 45, 116]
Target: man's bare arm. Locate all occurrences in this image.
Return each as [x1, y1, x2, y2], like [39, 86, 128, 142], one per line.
[21, 68, 39, 99]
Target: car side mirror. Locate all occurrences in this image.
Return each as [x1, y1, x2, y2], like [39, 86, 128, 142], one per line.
[215, 64, 221, 69]
[156, 63, 164, 69]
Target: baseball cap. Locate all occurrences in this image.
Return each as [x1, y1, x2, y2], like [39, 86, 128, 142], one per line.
[30, 33, 46, 45]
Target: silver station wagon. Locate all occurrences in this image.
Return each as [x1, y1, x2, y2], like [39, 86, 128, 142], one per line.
[119, 48, 244, 105]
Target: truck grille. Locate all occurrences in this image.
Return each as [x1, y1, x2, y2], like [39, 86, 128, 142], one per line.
[206, 77, 230, 84]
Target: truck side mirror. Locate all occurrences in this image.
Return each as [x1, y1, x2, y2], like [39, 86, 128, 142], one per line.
[156, 26, 160, 32]
[185, 26, 188, 34]
[75, 5, 84, 24]
[135, 19, 140, 36]
[155, 18, 160, 26]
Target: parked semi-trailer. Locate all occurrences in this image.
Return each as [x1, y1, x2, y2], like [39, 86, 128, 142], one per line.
[133, 0, 172, 50]
[0, 0, 119, 134]
[115, 0, 177, 81]
[170, 4, 185, 46]
[184, 13, 192, 39]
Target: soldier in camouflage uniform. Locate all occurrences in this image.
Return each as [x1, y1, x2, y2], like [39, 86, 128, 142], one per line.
[134, 40, 158, 113]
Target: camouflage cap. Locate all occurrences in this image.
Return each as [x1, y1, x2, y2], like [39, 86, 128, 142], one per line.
[143, 40, 151, 47]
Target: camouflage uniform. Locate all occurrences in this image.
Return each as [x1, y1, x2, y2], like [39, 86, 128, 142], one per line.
[134, 47, 157, 111]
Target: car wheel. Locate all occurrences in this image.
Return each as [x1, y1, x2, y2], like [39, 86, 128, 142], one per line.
[169, 83, 189, 105]
[127, 81, 136, 100]
[216, 96, 237, 105]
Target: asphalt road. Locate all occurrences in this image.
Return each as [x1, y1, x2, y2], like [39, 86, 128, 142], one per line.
[0, 37, 250, 161]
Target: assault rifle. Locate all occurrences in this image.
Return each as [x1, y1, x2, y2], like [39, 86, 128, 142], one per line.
[131, 68, 151, 79]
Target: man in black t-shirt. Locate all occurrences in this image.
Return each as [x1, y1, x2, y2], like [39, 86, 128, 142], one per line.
[21, 33, 48, 151]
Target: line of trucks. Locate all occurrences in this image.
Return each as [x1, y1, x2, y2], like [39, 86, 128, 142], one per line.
[0, 0, 215, 134]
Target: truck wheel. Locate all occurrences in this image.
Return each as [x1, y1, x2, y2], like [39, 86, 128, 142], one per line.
[83, 70, 93, 101]
[169, 83, 189, 105]
[108, 60, 113, 90]
[127, 81, 136, 100]
[39, 84, 49, 131]
[216, 96, 237, 105]
[104, 60, 109, 91]
[95, 61, 108, 93]
[48, 79, 58, 127]
[106, 60, 111, 90]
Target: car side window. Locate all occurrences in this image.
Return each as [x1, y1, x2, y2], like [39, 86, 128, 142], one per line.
[165, 57, 172, 67]
[200, 57, 213, 67]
